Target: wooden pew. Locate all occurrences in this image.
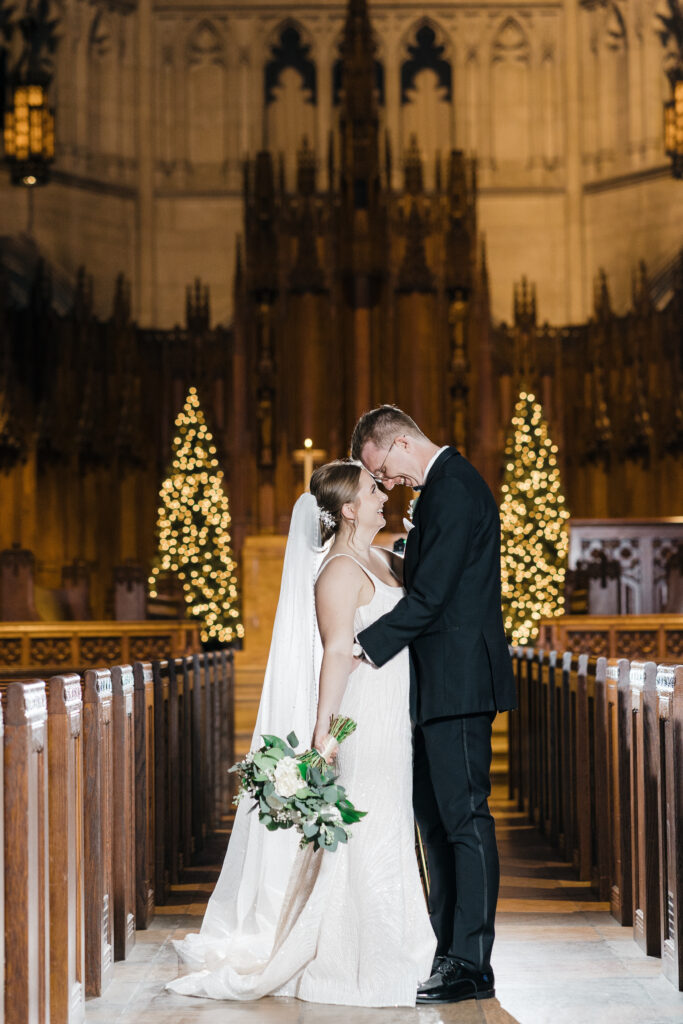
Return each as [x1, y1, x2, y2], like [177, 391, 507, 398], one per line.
[220, 649, 236, 812]
[111, 665, 136, 959]
[604, 658, 633, 925]
[191, 653, 205, 855]
[133, 661, 155, 927]
[593, 656, 611, 901]
[210, 652, 222, 823]
[519, 648, 534, 817]
[532, 649, 547, 832]
[152, 659, 170, 904]
[166, 657, 184, 885]
[656, 663, 683, 989]
[544, 650, 560, 845]
[47, 675, 86, 1024]
[573, 654, 592, 881]
[507, 646, 523, 807]
[558, 651, 575, 863]
[82, 668, 114, 997]
[204, 652, 216, 835]
[629, 660, 660, 957]
[180, 656, 193, 870]
[2, 680, 50, 1024]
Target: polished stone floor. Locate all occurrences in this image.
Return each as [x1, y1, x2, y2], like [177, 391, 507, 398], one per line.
[84, 787, 683, 1024]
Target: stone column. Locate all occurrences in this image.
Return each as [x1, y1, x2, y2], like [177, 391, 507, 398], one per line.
[563, 0, 586, 322]
[136, 0, 156, 325]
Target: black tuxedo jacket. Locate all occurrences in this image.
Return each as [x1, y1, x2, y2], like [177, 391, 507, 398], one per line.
[358, 447, 517, 724]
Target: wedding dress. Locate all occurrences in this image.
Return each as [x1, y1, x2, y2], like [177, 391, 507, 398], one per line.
[167, 495, 436, 1007]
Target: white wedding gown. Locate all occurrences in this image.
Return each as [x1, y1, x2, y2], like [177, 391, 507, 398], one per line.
[167, 554, 436, 1006]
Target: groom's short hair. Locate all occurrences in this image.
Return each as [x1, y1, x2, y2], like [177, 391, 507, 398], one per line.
[350, 405, 425, 461]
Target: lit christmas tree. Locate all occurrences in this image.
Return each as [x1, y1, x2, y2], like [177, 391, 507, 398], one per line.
[149, 387, 244, 645]
[500, 390, 570, 645]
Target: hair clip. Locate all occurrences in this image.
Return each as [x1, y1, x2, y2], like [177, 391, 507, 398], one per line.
[318, 506, 336, 530]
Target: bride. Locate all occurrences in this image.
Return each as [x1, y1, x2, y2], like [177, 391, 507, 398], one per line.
[167, 459, 436, 1006]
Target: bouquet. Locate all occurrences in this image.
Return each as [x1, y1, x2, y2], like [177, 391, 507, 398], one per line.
[230, 716, 366, 852]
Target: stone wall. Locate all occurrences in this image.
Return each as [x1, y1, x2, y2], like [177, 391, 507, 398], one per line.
[2, 0, 680, 328]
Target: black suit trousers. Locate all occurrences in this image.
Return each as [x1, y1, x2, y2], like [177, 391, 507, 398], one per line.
[413, 712, 499, 971]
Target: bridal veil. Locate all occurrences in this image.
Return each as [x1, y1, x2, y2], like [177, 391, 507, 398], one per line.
[173, 492, 326, 969]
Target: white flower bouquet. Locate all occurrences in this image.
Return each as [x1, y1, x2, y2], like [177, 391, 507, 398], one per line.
[230, 717, 366, 853]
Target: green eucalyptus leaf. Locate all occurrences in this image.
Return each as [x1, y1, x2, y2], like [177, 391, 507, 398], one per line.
[286, 731, 299, 748]
[260, 734, 286, 749]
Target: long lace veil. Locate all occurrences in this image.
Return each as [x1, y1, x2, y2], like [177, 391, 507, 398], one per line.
[174, 492, 326, 967]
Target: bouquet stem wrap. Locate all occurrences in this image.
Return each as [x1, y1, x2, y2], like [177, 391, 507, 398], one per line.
[299, 715, 357, 771]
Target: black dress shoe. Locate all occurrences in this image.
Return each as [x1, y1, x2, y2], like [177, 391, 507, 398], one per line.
[416, 959, 495, 1004]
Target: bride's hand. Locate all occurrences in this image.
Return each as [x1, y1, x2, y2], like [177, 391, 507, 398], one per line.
[311, 730, 338, 765]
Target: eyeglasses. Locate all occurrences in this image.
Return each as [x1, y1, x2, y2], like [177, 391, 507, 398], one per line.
[373, 436, 401, 482]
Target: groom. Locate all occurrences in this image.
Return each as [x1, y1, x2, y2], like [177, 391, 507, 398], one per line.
[351, 405, 517, 1005]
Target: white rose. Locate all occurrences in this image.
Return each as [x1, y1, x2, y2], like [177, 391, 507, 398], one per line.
[273, 757, 303, 799]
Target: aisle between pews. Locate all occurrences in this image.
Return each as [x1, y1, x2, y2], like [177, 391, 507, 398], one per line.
[79, 784, 683, 1024]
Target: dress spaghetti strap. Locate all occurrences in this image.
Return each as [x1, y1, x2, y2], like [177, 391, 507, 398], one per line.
[316, 551, 401, 589]
[316, 552, 378, 586]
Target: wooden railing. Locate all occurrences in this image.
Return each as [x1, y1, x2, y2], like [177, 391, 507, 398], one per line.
[509, 648, 683, 990]
[0, 621, 199, 673]
[539, 614, 683, 661]
[0, 647, 234, 1022]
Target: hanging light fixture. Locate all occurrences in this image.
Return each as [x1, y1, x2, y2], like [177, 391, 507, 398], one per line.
[4, 80, 55, 184]
[658, 0, 683, 177]
[2, 0, 58, 186]
[664, 75, 683, 178]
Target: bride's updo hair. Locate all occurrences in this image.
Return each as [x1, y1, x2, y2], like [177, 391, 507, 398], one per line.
[310, 460, 363, 543]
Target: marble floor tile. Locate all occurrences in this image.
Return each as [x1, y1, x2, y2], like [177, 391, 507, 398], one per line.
[84, 798, 683, 1024]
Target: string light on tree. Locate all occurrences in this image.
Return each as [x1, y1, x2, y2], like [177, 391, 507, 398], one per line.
[500, 391, 570, 645]
[149, 387, 244, 645]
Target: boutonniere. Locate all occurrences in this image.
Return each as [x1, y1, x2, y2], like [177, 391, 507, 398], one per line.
[403, 492, 420, 534]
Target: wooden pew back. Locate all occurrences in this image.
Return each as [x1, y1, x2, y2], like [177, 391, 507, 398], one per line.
[656, 663, 683, 988]
[111, 665, 136, 960]
[605, 658, 633, 926]
[152, 659, 170, 905]
[47, 674, 86, 1024]
[82, 669, 114, 997]
[133, 661, 155, 929]
[2, 680, 50, 1024]
[629, 660, 660, 956]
